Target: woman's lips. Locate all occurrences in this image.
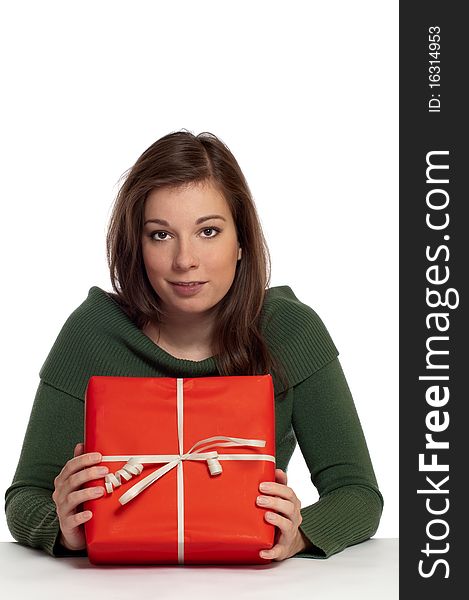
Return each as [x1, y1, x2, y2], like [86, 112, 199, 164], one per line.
[169, 281, 207, 296]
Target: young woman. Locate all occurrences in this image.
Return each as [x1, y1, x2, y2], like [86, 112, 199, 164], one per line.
[4, 131, 383, 561]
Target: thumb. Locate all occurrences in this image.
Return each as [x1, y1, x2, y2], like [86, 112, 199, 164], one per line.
[275, 468, 287, 485]
[73, 442, 84, 458]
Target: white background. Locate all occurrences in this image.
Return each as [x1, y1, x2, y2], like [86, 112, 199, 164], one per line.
[0, 1, 398, 540]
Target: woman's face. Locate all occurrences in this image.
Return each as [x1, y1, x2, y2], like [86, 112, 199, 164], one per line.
[142, 181, 241, 319]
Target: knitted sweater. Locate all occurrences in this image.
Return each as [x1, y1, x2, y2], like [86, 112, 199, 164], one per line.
[4, 285, 383, 559]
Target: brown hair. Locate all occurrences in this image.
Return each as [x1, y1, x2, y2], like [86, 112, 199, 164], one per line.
[105, 129, 287, 386]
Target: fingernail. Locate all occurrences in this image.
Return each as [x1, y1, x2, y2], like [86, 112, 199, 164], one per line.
[93, 487, 104, 496]
[257, 496, 268, 505]
[260, 551, 269, 558]
[93, 453, 102, 461]
[98, 467, 109, 475]
[266, 512, 275, 520]
[259, 482, 270, 492]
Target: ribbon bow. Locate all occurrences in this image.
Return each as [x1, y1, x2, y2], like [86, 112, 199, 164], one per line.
[102, 435, 269, 505]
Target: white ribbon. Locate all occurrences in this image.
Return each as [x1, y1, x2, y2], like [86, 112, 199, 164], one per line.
[99, 378, 275, 563]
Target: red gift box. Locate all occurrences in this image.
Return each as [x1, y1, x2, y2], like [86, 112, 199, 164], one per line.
[83, 375, 276, 565]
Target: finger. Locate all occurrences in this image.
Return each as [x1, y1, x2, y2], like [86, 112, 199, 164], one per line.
[257, 495, 298, 520]
[260, 543, 285, 561]
[54, 463, 107, 509]
[264, 510, 295, 536]
[58, 484, 105, 518]
[68, 464, 109, 490]
[68, 485, 106, 510]
[259, 481, 299, 503]
[59, 451, 103, 482]
[61, 508, 94, 534]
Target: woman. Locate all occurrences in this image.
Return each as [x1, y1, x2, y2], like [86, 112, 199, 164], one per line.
[4, 130, 383, 561]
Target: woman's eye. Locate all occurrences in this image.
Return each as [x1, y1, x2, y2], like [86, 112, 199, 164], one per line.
[200, 227, 220, 238]
[150, 231, 172, 241]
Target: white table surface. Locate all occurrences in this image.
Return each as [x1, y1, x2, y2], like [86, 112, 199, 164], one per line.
[0, 538, 398, 599]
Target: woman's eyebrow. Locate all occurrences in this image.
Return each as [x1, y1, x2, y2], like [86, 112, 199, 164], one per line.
[195, 214, 227, 224]
[144, 215, 227, 226]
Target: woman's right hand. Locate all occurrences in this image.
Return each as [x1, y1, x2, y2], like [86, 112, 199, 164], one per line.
[52, 442, 109, 551]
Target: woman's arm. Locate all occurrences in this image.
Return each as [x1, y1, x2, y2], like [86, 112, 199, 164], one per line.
[4, 380, 87, 557]
[291, 357, 384, 558]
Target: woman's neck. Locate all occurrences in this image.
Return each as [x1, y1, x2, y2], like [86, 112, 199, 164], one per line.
[144, 310, 216, 361]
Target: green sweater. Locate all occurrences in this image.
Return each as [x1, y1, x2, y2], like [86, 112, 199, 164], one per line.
[4, 285, 383, 559]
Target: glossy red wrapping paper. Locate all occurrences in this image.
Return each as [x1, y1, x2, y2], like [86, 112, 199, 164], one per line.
[83, 375, 276, 565]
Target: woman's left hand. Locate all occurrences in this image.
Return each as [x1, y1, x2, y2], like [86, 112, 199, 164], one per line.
[257, 468, 310, 561]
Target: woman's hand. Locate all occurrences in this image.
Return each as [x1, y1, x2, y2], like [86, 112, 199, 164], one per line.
[257, 468, 310, 561]
[52, 442, 109, 551]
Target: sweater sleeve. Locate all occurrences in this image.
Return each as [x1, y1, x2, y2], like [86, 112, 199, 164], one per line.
[4, 380, 88, 557]
[291, 357, 384, 559]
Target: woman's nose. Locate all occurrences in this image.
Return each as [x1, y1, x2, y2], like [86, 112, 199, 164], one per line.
[172, 239, 199, 270]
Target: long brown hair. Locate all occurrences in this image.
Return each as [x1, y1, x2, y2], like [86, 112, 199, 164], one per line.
[106, 129, 286, 384]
